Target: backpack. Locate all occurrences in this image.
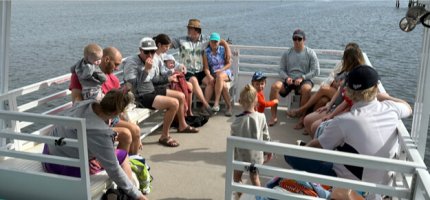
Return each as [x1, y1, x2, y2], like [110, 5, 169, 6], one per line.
[129, 156, 153, 194]
[185, 115, 209, 128]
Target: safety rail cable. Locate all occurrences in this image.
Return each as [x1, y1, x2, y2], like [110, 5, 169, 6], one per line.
[225, 136, 429, 200]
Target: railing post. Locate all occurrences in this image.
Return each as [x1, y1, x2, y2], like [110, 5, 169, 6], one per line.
[411, 14, 430, 158]
[231, 47, 240, 104]
[225, 137, 234, 200]
[0, 0, 11, 149]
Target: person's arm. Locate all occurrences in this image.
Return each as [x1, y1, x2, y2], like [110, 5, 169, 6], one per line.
[88, 132, 141, 199]
[69, 72, 83, 103]
[92, 67, 107, 83]
[306, 138, 323, 148]
[279, 52, 289, 81]
[123, 58, 148, 93]
[302, 49, 320, 80]
[219, 39, 231, 62]
[257, 92, 277, 108]
[377, 92, 412, 117]
[220, 47, 231, 72]
[202, 51, 212, 77]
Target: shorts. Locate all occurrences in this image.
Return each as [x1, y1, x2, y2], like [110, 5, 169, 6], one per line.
[279, 79, 314, 97]
[185, 71, 206, 85]
[42, 144, 127, 178]
[138, 89, 167, 109]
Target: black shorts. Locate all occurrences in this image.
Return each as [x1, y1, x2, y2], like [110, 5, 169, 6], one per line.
[185, 71, 206, 85]
[137, 89, 167, 109]
[279, 79, 314, 97]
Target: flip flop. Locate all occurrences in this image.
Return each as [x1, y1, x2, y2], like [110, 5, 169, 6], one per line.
[268, 119, 278, 127]
[177, 126, 199, 133]
[158, 136, 180, 147]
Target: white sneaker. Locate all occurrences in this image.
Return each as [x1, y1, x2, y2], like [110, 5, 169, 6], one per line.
[212, 105, 220, 112]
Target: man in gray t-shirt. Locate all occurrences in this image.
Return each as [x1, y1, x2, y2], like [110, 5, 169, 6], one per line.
[268, 29, 320, 127]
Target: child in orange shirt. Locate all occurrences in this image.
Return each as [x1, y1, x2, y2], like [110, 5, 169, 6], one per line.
[251, 71, 278, 113]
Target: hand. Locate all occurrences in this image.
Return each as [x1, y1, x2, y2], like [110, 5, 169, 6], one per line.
[208, 75, 215, 86]
[144, 57, 153, 71]
[169, 74, 179, 83]
[138, 194, 149, 200]
[273, 99, 279, 104]
[317, 105, 329, 113]
[294, 78, 303, 86]
[286, 77, 293, 85]
[321, 114, 333, 122]
[179, 64, 187, 73]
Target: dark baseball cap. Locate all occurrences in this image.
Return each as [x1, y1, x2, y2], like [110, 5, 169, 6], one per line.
[252, 71, 267, 81]
[346, 65, 379, 91]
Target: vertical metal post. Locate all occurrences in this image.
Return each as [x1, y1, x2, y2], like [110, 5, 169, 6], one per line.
[0, 0, 11, 148]
[411, 15, 430, 157]
[225, 137, 234, 200]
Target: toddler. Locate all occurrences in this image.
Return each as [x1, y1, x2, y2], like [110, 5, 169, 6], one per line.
[251, 71, 278, 113]
[70, 43, 106, 100]
[231, 84, 273, 198]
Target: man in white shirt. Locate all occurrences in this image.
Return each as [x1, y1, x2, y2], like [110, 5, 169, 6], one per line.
[285, 65, 412, 199]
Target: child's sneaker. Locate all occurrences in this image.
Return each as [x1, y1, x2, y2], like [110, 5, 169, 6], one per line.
[212, 105, 220, 112]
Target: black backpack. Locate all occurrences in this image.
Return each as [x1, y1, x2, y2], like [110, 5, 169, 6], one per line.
[185, 115, 209, 127]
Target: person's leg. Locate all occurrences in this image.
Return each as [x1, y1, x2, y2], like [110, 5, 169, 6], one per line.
[152, 95, 179, 141]
[202, 76, 214, 104]
[213, 72, 229, 109]
[314, 96, 330, 110]
[288, 85, 336, 117]
[120, 156, 138, 187]
[310, 119, 324, 139]
[249, 171, 261, 187]
[115, 119, 141, 155]
[189, 76, 211, 109]
[113, 127, 132, 153]
[186, 81, 194, 116]
[166, 89, 198, 132]
[284, 155, 336, 177]
[293, 81, 313, 129]
[303, 111, 327, 138]
[221, 82, 232, 116]
[269, 80, 285, 126]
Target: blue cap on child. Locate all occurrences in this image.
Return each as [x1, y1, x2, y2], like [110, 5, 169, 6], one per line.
[252, 71, 267, 81]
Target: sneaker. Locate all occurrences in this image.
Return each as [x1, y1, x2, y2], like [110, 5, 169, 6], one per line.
[296, 140, 306, 146]
[200, 106, 214, 117]
[212, 105, 220, 112]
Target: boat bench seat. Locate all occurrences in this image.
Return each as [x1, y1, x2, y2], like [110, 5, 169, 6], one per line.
[192, 79, 235, 109]
[0, 144, 111, 199]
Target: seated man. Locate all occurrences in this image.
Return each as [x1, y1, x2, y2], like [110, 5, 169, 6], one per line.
[269, 29, 320, 127]
[284, 65, 412, 199]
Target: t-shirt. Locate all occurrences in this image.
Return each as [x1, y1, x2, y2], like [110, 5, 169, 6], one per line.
[101, 73, 120, 94]
[318, 99, 411, 185]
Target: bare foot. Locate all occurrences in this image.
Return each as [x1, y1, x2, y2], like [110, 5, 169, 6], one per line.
[293, 122, 304, 130]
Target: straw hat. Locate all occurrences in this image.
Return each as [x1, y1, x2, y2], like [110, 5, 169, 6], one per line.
[187, 19, 201, 29]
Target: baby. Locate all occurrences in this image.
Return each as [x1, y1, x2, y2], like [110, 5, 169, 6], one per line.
[70, 43, 106, 100]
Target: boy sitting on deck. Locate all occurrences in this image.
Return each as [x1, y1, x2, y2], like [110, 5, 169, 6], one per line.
[251, 71, 278, 113]
[231, 84, 273, 199]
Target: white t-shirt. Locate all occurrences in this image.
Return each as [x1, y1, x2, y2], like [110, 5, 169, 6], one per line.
[318, 99, 411, 185]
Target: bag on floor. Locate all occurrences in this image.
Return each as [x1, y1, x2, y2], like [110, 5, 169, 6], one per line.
[129, 157, 153, 194]
[102, 188, 132, 200]
[185, 115, 209, 127]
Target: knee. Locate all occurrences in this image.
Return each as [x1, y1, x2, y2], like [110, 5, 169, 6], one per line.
[131, 125, 141, 138]
[271, 81, 282, 91]
[301, 84, 312, 93]
[118, 130, 132, 144]
[303, 114, 312, 127]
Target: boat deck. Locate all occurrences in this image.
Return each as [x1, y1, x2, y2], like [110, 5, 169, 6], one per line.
[140, 106, 303, 200]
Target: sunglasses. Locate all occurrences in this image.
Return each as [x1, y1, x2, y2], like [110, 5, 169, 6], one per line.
[293, 37, 303, 42]
[143, 50, 156, 55]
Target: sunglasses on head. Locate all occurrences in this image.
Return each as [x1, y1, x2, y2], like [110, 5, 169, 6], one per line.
[143, 50, 156, 55]
[293, 37, 303, 42]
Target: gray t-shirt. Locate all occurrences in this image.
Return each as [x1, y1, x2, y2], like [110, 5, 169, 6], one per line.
[279, 46, 320, 80]
[46, 100, 141, 199]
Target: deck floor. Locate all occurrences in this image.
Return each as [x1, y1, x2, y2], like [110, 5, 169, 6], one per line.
[139, 106, 309, 200]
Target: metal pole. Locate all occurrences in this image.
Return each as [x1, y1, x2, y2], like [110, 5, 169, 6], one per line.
[411, 10, 430, 157]
[0, 0, 11, 148]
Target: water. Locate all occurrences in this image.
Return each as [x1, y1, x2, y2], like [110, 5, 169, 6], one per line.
[8, 1, 428, 165]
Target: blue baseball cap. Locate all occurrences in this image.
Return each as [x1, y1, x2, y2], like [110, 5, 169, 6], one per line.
[252, 71, 267, 81]
[209, 32, 220, 41]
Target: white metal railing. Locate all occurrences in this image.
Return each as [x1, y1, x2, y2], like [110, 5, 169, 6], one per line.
[0, 110, 91, 200]
[225, 134, 430, 200]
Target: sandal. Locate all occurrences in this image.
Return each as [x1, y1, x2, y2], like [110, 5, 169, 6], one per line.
[177, 126, 199, 133]
[158, 136, 180, 147]
[268, 118, 278, 127]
